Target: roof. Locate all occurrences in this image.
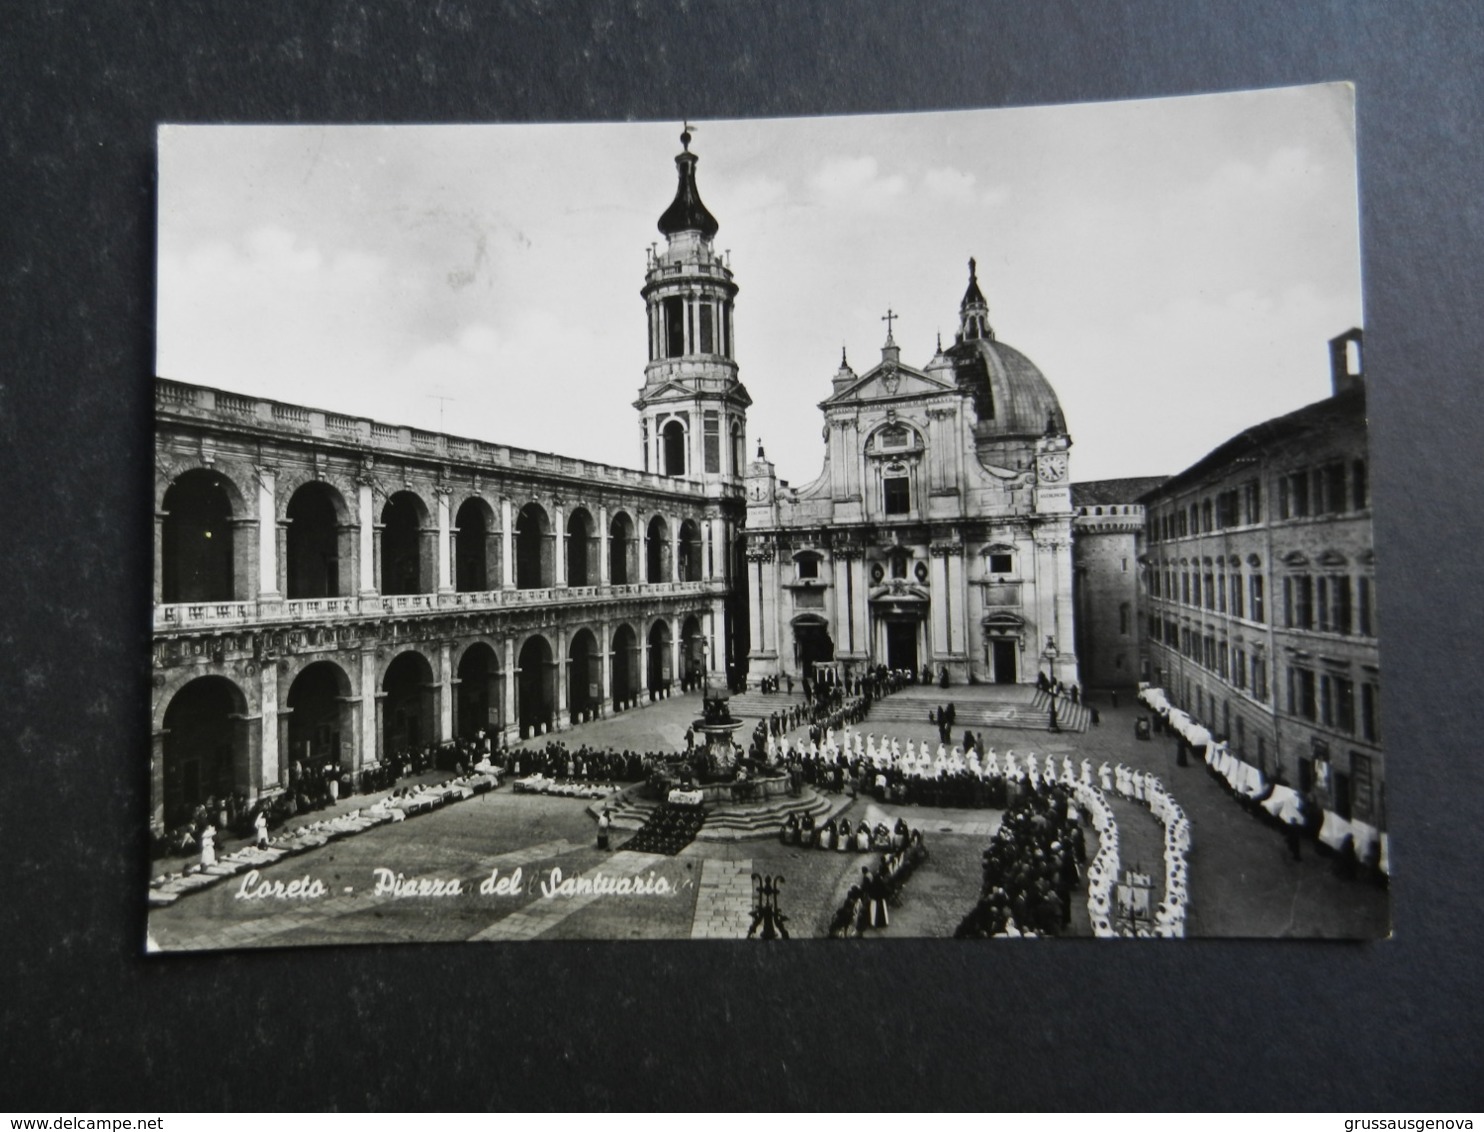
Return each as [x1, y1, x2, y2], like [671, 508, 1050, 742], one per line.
[1072, 476, 1168, 507]
[945, 336, 1066, 438]
[1139, 385, 1367, 502]
[657, 149, 719, 239]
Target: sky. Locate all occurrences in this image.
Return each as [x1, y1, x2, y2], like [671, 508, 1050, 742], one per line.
[157, 84, 1362, 487]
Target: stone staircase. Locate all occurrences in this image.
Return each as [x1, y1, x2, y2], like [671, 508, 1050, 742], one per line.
[862, 690, 1090, 734]
[724, 691, 808, 719]
[596, 784, 848, 842]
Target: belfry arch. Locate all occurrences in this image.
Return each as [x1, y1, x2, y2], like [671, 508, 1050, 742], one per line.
[647, 619, 673, 694]
[610, 623, 639, 706]
[454, 497, 499, 593]
[678, 519, 703, 582]
[566, 507, 598, 587]
[517, 635, 556, 737]
[160, 675, 249, 827]
[515, 502, 553, 589]
[567, 628, 601, 721]
[455, 642, 502, 740]
[382, 650, 435, 757]
[381, 491, 434, 596]
[609, 511, 639, 585]
[286, 481, 352, 599]
[285, 660, 354, 776]
[646, 515, 671, 584]
[161, 468, 245, 603]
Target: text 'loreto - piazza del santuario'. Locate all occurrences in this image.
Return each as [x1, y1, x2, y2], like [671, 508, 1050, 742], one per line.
[152, 123, 1383, 924]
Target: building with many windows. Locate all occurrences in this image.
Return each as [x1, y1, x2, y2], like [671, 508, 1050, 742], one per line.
[149, 131, 748, 835]
[742, 261, 1079, 689]
[1139, 329, 1382, 831]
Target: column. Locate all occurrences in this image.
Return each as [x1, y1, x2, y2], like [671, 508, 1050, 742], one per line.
[153, 512, 166, 605]
[671, 615, 683, 692]
[599, 505, 610, 586]
[834, 555, 852, 653]
[259, 661, 279, 795]
[554, 628, 569, 729]
[359, 648, 378, 768]
[500, 498, 515, 590]
[150, 729, 166, 832]
[851, 558, 868, 658]
[597, 622, 612, 713]
[708, 603, 723, 676]
[438, 641, 454, 742]
[358, 482, 376, 595]
[374, 693, 386, 767]
[502, 638, 517, 745]
[670, 519, 681, 584]
[275, 521, 290, 600]
[947, 549, 967, 657]
[436, 490, 453, 594]
[640, 631, 651, 700]
[761, 555, 780, 661]
[256, 467, 279, 599]
[554, 503, 567, 587]
[930, 551, 950, 658]
[747, 555, 764, 653]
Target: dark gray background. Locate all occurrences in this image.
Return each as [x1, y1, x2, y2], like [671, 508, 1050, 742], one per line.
[2, 0, 1480, 1112]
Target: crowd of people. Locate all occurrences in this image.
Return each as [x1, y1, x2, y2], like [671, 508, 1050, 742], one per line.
[955, 782, 1088, 938]
[825, 824, 931, 937]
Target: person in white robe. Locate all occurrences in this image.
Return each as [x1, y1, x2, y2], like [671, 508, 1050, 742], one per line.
[199, 824, 217, 868]
[1098, 762, 1113, 793]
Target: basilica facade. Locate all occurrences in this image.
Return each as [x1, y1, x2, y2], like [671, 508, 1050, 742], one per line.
[742, 263, 1079, 690]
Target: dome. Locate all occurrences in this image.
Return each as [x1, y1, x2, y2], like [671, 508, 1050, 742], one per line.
[657, 140, 719, 239]
[945, 336, 1066, 439]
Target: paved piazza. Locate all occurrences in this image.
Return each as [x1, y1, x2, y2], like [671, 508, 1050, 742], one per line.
[147, 688, 1388, 949]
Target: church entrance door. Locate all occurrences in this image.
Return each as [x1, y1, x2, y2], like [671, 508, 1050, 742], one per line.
[885, 620, 918, 673]
[793, 621, 834, 681]
[992, 639, 1018, 684]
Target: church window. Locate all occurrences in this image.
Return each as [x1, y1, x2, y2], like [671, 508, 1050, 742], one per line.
[731, 421, 744, 475]
[722, 301, 732, 358]
[703, 411, 720, 473]
[1352, 460, 1368, 510]
[662, 420, 686, 476]
[1201, 499, 1213, 532]
[796, 555, 819, 580]
[641, 421, 650, 472]
[1119, 603, 1130, 635]
[1358, 576, 1373, 636]
[1250, 574, 1265, 623]
[663, 297, 685, 358]
[687, 303, 695, 354]
[880, 425, 910, 450]
[989, 552, 1013, 575]
[890, 552, 909, 580]
[884, 473, 910, 515]
[699, 302, 714, 353]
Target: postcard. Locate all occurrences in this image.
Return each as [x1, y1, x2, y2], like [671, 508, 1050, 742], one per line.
[148, 85, 1387, 949]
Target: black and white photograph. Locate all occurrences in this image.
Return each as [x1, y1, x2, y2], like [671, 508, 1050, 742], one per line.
[146, 84, 1389, 949]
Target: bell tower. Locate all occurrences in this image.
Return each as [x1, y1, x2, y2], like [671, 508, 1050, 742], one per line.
[636, 127, 751, 498]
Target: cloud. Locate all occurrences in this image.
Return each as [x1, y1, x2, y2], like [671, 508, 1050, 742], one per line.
[720, 175, 787, 217]
[807, 155, 906, 211]
[923, 166, 976, 203]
